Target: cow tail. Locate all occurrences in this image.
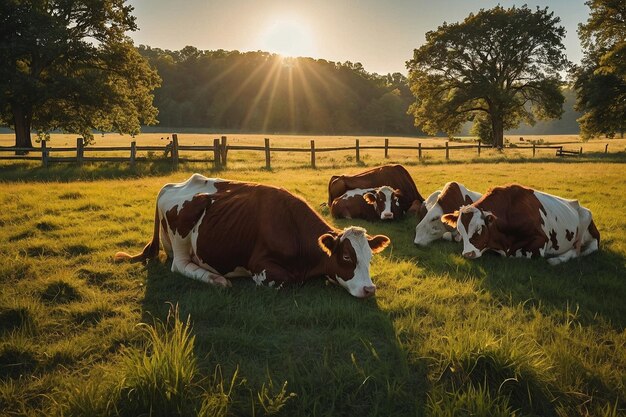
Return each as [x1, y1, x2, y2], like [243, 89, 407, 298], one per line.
[328, 175, 340, 206]
[114, 205, 161, 263]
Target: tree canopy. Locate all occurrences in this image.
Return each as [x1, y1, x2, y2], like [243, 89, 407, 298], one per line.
[574, 0, 626, 139]
[0, 0, 160, 149]
[406, 5, 570, 147]
[138, 46, 420, 136]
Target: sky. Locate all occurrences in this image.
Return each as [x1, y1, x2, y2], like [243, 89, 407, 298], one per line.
[126, 0, 590, 76]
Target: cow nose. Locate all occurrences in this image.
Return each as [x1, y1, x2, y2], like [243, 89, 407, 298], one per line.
[363, 285, 376, 297]
[463, 251, 476, 259]
[382, 212, 393, 219]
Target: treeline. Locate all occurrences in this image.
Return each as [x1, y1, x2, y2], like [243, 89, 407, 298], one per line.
[138, 46, 421, 135]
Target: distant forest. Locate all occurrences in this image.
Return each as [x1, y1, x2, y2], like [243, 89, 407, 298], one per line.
[138, 46, 419, 135]
[138, 45, 581, 136]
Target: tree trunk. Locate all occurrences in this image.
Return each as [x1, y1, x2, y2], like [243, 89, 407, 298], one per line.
[13, 105, 33, 155]
[491, 113, 504, 149]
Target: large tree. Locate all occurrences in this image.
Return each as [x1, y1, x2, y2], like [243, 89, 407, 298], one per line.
[574, 0, 626, 139]
[0, 0, 160, 150]
[406, 5, 570, 148]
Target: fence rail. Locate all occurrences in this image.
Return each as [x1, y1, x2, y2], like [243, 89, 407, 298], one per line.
[0, 134, 608, 170]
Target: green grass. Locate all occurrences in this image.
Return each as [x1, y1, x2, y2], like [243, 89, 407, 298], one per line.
[0, 159, 625, 416]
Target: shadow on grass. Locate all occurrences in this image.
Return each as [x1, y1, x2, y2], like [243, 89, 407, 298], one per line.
[136, 259, 428, 417]
[334, 213, 626, 332]
[406, 236, 626, 331]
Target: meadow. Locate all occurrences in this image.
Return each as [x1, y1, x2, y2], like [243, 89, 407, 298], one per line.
[0, 134, 625, 416]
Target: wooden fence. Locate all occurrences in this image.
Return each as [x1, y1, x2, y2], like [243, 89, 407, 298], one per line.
[0, 134, 603, 170]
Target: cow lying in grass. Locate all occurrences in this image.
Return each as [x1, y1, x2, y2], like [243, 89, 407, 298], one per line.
[330, 186, 403, 221]
[115, 174, 390, 298]
[414, 182, 482, 246]
[328, 164, 424, 216]
[441, 184, 600, 265]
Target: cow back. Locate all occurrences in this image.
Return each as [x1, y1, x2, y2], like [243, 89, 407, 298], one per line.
[194, 181, 333, 277]
[328, 165, 423, 213]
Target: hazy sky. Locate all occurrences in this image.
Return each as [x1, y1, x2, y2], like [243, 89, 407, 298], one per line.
[127, 0, 590, 75]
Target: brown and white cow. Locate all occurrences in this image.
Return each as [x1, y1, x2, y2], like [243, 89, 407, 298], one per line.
[331, 186, 403, 221]
[441, 184, 600, 265]
[414, 182, 482, 246]
[327, 164, 424, 216]
[115, 174, 391, 298]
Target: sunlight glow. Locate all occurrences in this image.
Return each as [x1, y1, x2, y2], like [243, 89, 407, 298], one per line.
[260, 17, 316, 58]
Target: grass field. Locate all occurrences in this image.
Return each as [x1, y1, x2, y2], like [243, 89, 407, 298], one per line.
[1, 138, 625, 416]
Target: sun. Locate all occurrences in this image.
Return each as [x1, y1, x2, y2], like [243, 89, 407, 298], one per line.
[260, 17, 316, 58]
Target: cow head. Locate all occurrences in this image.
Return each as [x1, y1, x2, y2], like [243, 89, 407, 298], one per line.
[318, 227, 390, 298]
[414, 203, 451, 246]
[363, 186, 403, 220]
[441, 206, 496, 259]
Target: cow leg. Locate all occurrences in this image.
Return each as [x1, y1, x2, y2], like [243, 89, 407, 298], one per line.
[547, 248, 579, 266]
[580, 238, 599, 257]
[249, 261, 294, 288]
[575, 208, 599, 258]
[510, 235, 547, 259]
[171, 256, 231, 287]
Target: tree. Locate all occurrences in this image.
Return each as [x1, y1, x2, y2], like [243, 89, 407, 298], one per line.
[574, 0, 626, 139]
[406, 5, 570, 148]
[0, 0, 160, 151]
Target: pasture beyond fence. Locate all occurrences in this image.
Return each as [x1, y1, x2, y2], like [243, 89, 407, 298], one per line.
[0, 134, 608, 170]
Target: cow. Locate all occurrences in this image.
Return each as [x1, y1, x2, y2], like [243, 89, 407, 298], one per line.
[414, 182, 482, 246]
[327, 165, 424, 217]
[440, 184, 600, 265]
[114, 174, 391, 298]
[330, 186, 403, 221]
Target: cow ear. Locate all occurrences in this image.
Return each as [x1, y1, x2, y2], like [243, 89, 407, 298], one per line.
[318, 233, 338, 256]
[441, 211, 459, 228]
[368, 235, 391, 253]
[416, 201, 428, 222]
[363, 192, 377, 205]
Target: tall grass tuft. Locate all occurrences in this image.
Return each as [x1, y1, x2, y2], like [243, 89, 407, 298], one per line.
[256, 374, 297, 416]
[197, 365, 243, 417]
[117, 304, 198, 416]
[437, 333, 557, 416]
[426, 383, 517, 417]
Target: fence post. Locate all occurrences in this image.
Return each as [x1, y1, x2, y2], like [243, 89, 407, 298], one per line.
[384, 138, 389, 158]
[213, 138, 221, 170]
[445, 141, 449, 160]
[355, 139, 360, 163]
[478, 140, 481, 156]
[532, 143, 536, 157]
[41, 140, 48, 168]
[579, 147, 583, 155]
[130, 141, 136, 168]
[418, 142, 422, 160]
[265, 138, 271, 170]
[605, 144, 609, 154]
[310, 140, 316, 169]
[172, 133, 179, 170]
[77, 137, 84, 166]
[221, 135, 228, 168]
